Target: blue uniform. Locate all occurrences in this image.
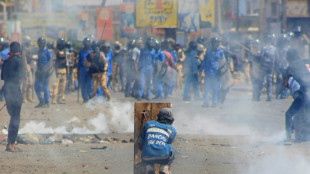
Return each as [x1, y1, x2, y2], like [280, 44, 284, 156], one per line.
[183, 50, 200, 100]
[78, 48, 92, 102]
[200, 48, 223, 106]
[0, 48, 9, 100]
[137, 47, 155, 99]
[153, 49, 165, 98]
[34, 48, 52, 104]
[138, 120, 177, 165]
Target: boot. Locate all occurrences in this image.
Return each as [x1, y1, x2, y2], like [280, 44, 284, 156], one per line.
[27, 86, 34, 103]
[159, 165, 171, 174]
[6, 143, 16, 152]
[57, 98, 66, 104]
[22, 93, 27, 103]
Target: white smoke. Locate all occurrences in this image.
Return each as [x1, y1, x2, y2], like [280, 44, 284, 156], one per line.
[19, 100, 134, 134]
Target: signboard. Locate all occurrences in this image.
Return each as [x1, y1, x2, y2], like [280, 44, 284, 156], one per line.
[136, 0, 177, 28]
[199, 0, 215, 27]
[120, 2, 137, 38]
[178, 0, 200, 32]
[286, 1, 309, 17]
[96, 8, 113, 40]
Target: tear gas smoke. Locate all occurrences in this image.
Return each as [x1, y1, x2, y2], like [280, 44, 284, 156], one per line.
[19, 99, 134, 134]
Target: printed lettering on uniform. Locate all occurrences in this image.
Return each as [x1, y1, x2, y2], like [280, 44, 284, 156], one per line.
[146, 127, 170, 137]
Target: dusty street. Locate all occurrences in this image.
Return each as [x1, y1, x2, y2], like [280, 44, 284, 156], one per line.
[1, 81, 309, 174]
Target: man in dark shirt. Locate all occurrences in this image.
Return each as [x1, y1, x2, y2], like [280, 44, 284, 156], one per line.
[1, 42, 23, 152]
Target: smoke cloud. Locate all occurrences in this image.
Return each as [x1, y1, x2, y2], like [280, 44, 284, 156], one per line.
[19, 99, 134, 134]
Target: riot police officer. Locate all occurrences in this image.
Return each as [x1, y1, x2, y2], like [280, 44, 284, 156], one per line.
[137, 37, 155, 100]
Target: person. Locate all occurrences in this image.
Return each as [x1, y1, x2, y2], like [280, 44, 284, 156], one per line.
[84, 41, 111, 101]
[254, 34, 278, 101]
[111, 41, 123, 92]
[138, 107, 177, 174]
[34, 37, 53, 108]
[52, 38, 67, 104]
[200, 37, 224, 107]
[100, 41, 112, 89]
[275, 34, 290, 99]
[152, 40, 165, 99]
[78, 37, 92, 103]
[124, 39, 140, 98]
[174, 43, 186, 92]
[137, 37, 155, 100]
[1, 42, 23, 151]
[21, 35, 34, 103]
[183, 41, 201, 101]
[285, 48, 310, 141]
[0, 39, 9, 101]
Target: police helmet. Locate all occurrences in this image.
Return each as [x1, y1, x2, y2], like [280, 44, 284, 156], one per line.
[197, 36, 206, 45]
[154, 40, 160, 50]
[197, 43, 205, 53]
[46, 41, 54, 49]
[188, 41, 197, 51]
[56, 38, 66, 50]
[22, 35, 31, 45]
[293, 26, 302, 38]
[157, 107, 174, 125]
[127, 39, 136, 49]
[146, 37, 155, 48]
[114, 41, 122, 51]
[37, 37, 46, 47]
[83, 37, 91, 46]
[263, 34, 275, 44]
[277, 34, 290, 47]
[91, 40, 100, 51]
[65, 41, 72, 49]
[102, 41, 111, 48]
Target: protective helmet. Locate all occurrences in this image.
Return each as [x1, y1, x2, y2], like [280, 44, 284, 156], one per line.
[56, 38, 65, 50]
[197, 43, 205, 53]
[263, 34, 275, 44]
[91, 40, 100, 51]
[188, 41, 197, 51]
[154, 39, 160, 50]
[146, 37, 155, 48]
[83, 37, 91, 47]
[22, 35, 31, 45]
[65, 41, 72, 49]
[157, 107, 174, 125]
[37, 37, 46, 47]
[293, 26, 302, 38]
[166, 38, 175, 50]
[114, 41, 122, 51]
[197, 36, 206, 45]
[127, 39, 136, 49]
[277, 34, 290, 48]
[102, 41, 111, 47]
[46, 41, 54, 49]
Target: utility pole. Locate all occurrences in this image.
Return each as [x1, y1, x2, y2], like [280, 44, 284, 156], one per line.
[282, 0, 287, 33]
[217, 0, 222, 33]
[236, 0, 240, 32]
[259, 0, 265, 39]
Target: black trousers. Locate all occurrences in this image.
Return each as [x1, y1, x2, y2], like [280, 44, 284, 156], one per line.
[3, 84, 22, 144]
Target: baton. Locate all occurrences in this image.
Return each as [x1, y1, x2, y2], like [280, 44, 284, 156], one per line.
[0, 103, 6, 112]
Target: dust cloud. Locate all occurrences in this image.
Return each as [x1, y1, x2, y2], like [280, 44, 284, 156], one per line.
[19, 99, 134, 134]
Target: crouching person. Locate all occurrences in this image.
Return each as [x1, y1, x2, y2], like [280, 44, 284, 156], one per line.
[138, 107, 177, 174]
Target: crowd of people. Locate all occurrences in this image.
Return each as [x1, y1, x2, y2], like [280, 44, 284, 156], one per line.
[0, 28, 309, 109]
